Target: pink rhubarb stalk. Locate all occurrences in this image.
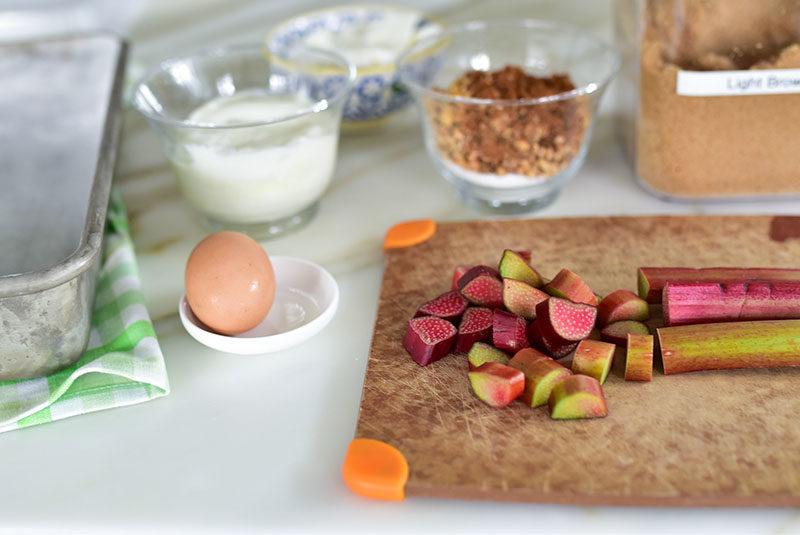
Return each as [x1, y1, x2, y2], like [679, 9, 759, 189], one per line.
[638, 267, 800, 303]
[663, 281, 800, 326]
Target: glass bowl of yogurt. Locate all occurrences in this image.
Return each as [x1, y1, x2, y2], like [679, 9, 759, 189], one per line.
[398, 20, 620, 214]
[132, 45, 355, 239]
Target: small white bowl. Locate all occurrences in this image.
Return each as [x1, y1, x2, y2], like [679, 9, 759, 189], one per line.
[179, 256, 339, 355]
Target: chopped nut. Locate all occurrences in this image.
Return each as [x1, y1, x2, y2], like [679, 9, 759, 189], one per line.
[427, 66, 589, 178]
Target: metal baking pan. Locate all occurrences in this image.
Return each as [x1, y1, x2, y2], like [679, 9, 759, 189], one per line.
[0, 33, 126, 380]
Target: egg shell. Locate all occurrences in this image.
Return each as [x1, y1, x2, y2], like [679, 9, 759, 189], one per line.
[185, 231, 275, 335]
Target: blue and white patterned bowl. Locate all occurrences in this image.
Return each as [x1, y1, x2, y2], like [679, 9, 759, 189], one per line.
[267, 5, 440, 124]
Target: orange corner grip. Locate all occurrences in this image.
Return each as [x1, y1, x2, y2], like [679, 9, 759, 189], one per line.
[342, 438, 409, 501]
[383, 219, 436, 250]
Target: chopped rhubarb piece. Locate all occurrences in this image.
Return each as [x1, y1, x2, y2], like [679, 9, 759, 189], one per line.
[456, 265, 500, 290]
[403, 316, 456, 366]
[597, 289, 649, 327]
[467, 342, 509, 370]
[492, 310, 529, 353]
[544, 269, 598, 306]
[452, 265, 471, 289]
[548, 375, 608, 420]
[508, 347, 551, 369]
[637, 267, 800, 303]
[503, 279, 549, 320]
[415, 290, 467, 321]
[514, 249, 532, 263]
[625, 334, 654, 382]
[455, 307, 493, 353]
[601, 320, 650, 346]
[528, 320, 579, 359]
[509, 355, 572, 408]
[534, 297, 597, 347]
[658, 320, 800, 374]
[571, 339, 615, 384]
[498, 249, 542, 288]
[460, 274, 504, 308]
[468, 362, 525, 407]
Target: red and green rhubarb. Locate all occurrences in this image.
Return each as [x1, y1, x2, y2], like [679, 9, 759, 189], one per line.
[625, 334, 654, 382]
[658, 319, 800, 374]
[498, 249, 543, 288]
[571, 339, 615, 384]
[528, 319, 579, 358]
[509, 347, 551, 367]
[513, 249, 532, 263]
[502, 278, 549, 320]
[597, 289, 649, 326]
[548, 375, 608, 420]
[468, 362, 525, 407]
[601, 320, 650, 346]
[533, 297, 597, 349]
[509, 354, 572, 408]
[467, 342, 509, 370]
[544, 269, 598, 306]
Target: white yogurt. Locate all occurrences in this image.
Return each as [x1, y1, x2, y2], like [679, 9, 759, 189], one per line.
[171, 91, 338, 224]
[302, 11, 434, 67]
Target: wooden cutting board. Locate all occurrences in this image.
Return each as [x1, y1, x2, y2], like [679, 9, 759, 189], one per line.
[355, 215, 800, 506]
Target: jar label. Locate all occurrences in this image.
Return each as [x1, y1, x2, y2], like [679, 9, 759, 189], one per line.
[676, 69, 800, 97]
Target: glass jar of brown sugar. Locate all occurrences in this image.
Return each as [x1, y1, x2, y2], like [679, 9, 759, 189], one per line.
[615, 0, 800, 199]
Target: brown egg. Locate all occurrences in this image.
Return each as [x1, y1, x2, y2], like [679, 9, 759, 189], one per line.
[185, 231, 275, 335]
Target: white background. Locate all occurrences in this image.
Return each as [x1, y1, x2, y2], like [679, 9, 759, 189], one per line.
[2, 1, 800, 533]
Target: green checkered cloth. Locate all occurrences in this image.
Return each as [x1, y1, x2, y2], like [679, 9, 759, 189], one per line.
[0, 193, 169, 432]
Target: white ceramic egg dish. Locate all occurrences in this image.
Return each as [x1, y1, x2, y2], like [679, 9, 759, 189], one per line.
[180, 256, 339, 355]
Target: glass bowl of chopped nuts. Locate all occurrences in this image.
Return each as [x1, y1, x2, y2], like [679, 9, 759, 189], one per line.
[397, 20, 620, 213]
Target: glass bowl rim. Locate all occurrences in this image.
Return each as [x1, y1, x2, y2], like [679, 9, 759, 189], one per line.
[396, 19, 621, 107]
[131, 43, 357, 130]
[265, 3, 442, 76]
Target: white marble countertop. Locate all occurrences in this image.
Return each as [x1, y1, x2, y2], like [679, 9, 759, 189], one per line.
[2, 1, 800, 533]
